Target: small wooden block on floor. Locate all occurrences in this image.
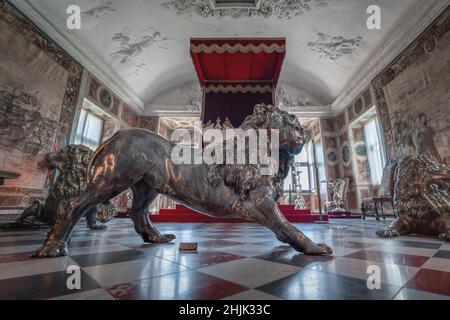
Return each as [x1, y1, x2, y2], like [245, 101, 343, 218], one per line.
[179, 243, 198, 252]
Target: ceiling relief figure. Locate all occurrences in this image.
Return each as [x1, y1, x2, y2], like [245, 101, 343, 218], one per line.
[186, 97, 202, 112]
[161, 0, 312, 19]
[82, 1, 117, 19]
[276, 85, 313, 109]
[147, 81, 203, 115]
[110, 28, 173, 65]
[308, 32, 362, 61]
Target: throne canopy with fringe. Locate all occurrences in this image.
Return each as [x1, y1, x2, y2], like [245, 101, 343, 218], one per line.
[190, 38, 286, 127]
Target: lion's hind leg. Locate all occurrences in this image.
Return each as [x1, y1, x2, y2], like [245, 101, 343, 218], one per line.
[425, 218, 449, 241]
[376, 216, 413, 238]
[129, 180, 175, 244]
[32, 182, 130, 258]
[438, 228, 450, 241]
[86, 206, 108, 230]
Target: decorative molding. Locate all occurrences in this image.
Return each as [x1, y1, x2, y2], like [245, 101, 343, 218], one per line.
[144, 106, 202, 117]
[162, 0, 311, 19]
[331, 0, 450, 114]
[146, 105, 334, 118]
[191, 43, 285, 54]
[281, 106, 333, 117]
[8, 0, 145, 114]
[205, 84, 272, 94]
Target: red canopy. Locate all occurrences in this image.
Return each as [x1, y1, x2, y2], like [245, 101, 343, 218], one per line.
[190, 38, 286, 85]
[190, 38, 286, 126]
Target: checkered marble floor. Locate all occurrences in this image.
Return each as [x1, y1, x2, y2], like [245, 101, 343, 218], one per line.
[0, 218, 449, 300]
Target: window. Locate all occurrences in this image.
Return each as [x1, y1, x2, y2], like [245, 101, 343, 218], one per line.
[363, 117, 385, 185]
[307, 141, 316, 191]
[284, 141, 313, 192]
[75, 108, 104, 151]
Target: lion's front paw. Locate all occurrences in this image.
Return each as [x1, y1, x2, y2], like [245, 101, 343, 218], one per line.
[142, 233, 176, 244]
[439, 231, 450, 241]
[31, 242, 68, 258]
[303, 243, 333, 256]
[376, 228, 400, 238]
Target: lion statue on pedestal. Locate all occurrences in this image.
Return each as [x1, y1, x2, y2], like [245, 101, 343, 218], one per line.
[1, 145, 115, 230]
[377, 154, 450, 240]
[32, 104, 333, 258]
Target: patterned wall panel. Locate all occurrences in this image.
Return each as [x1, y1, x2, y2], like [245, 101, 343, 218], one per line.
[86, 76, 120, 117]
[334, 86, 375, 211]
[121, 104, 140, 128]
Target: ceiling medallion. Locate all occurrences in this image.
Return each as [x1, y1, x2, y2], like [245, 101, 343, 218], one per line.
[162, 0, 312, 19]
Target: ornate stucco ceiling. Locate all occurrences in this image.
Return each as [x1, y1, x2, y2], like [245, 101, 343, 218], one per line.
[11, 0, 443, 116]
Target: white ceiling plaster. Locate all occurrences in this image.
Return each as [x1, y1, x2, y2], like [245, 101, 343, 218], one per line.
[12, 0, 434, 116]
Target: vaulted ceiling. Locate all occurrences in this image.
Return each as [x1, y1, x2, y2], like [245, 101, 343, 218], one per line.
[11, 0, 443, 116]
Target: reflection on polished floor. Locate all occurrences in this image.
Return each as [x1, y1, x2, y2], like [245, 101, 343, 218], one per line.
[0, 219, 449, 300]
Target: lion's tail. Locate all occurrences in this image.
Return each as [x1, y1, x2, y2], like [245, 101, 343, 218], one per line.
[86, 133, 117, 184]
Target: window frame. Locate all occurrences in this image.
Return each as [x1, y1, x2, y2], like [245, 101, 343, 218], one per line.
[74, 107, 104, 151]
[284, 141, 313, 193]
[363, 115, 386, 186]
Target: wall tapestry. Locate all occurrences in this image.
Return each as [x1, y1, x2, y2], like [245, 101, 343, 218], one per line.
[373, 7, 450, 164]
[0, 0, 82, 214]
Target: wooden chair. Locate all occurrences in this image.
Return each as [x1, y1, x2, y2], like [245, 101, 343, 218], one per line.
[361, 160, 398, 220]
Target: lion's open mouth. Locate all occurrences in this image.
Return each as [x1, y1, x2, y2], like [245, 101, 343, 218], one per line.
[433, 168, 450, 180]
[431, 168, 450, 189]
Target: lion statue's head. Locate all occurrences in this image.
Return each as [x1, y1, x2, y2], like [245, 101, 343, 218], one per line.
[46, 145, 94, 199]
[45, 145, 116, 223]
[208, 104, 307, 201]
[240, 104, 306, 157]
[394, 155, 450, 218]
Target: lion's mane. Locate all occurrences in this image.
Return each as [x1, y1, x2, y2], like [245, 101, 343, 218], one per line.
[207, 104, 306, 201]
[394, 155, 450, 218]
[51, 145, 94, 200]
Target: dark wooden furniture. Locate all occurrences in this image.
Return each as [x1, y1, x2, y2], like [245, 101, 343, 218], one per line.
[0, 170, 21, 186]
[361, 160, 398, 220]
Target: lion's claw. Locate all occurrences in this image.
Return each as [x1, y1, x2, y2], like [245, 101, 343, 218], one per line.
[31, 242, 68, 258]
[376, 228, 400, 238]
[142, 233, 176, 244]
[88, 224, 108, 230]
[439, 232, 450, 241]
[303, 242, 333, 255]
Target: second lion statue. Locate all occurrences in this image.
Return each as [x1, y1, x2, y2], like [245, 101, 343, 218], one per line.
[32, 104, 333, 258]
[376, 154, 450, 240]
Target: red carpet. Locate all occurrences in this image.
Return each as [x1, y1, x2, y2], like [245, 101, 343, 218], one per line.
[148, 204, 328, 223]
